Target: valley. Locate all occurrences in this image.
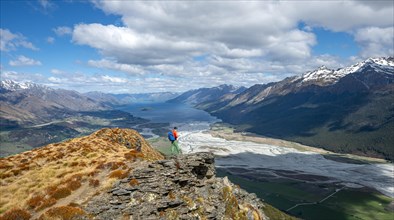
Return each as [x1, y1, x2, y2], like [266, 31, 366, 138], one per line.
[148, 120, 394, 219]
[0, 110, 167, 158]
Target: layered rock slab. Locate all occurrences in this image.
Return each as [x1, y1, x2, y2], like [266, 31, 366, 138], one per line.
[84, 152, 266, 219]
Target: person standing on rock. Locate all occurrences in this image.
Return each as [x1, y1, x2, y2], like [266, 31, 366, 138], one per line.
[168, 127, 182, 155]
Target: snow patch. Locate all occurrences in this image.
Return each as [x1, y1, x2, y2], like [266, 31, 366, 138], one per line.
[300, 57, 394, 84]
[0, 79, 52, 91]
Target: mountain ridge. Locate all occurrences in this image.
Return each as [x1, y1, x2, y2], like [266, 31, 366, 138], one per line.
[0, 80, 109, 126]
[167, 84, 247, 106]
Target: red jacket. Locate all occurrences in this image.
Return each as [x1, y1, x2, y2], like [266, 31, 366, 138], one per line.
[172, 129, 178, 140]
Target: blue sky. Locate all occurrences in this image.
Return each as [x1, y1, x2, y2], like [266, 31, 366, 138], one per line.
[1, 0, 393, 93]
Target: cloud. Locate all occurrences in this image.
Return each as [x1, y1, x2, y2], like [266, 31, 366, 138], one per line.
[283, 1, 393, 32]
[38, 0, 53, 9]
[100, 75, 128, 83]
[53, 26, 72, 36]
[47, 36, 55, 44]
[73, 23, 207, 65]
[1, 70, 47, 83]
[35, 0, 56, 14]
[51, 69, 65, 75]
[0, 29, 39, 51]
[9, 55, 42, 66]
[46, 71, 131, 92]
[67, 1, 394, 92]
[87, 59, 144, 75]
[354, 27, 394, 58]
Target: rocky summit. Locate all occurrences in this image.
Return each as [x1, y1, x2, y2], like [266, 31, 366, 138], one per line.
[85, 152, 265, 220]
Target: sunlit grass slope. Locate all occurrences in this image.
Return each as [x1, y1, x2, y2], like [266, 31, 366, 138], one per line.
[0, 128, 163, 218]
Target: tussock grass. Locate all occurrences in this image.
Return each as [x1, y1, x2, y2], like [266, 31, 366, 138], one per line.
[108, 169, 128, 179]
[0, 208, 31, 220]
[129, 178, 139, 186]
[38, 205, 88, 220]
[0, 128, 164, 217]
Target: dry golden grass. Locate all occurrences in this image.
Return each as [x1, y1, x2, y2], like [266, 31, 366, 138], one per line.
[0, 207, 31, 220]
[108, 169, 128, 179]
[0, 128, 164, 217]
[38, 205, 88, 220]
[89, 179, 100, 187]
[129, 178, 139, 186]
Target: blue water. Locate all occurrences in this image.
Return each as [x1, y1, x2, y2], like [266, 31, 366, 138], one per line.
[117, 102, 218, 124]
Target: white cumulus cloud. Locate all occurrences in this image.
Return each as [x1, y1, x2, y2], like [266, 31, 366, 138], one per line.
[0, 29, 39, 51]
[53, 26, 72, 36]
[9, 55, 42, 66]
[354, 27, 394, 58]
[47, 36, 55, 44]
[67, 0, 394, 92]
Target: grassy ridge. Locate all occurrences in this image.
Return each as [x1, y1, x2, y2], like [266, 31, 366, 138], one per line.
[0, 128, 163, 217]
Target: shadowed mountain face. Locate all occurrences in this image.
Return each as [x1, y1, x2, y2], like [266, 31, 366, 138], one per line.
[167, 84, 246, 106]
[175, 57, 394, 161]
[0, 128, 294, 220]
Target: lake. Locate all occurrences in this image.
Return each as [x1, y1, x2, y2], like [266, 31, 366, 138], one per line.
[117, 102, 219, 134]
[118, 102, 217, 123]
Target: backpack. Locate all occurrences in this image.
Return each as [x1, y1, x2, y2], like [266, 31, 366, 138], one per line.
[168, 131, 176, 141]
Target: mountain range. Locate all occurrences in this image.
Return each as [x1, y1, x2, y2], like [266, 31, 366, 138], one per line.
[167, 84, 246, 105]
[173, 57, 394, 161]
[84, 91, 179, 106]
[0, 80, 109, 127]
[0, 80, 178, 127]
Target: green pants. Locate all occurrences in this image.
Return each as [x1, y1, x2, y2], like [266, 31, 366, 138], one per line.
[171, 140, 182, 155]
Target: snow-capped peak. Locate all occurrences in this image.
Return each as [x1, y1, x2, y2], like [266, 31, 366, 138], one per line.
[301, 57, 394, 85]
[0, 79, 52, 92]
[301, 65, 334, 83]
[367, 57, 394, 67]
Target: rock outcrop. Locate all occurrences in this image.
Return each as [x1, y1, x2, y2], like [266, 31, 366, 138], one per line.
[84, 152, 266, 219]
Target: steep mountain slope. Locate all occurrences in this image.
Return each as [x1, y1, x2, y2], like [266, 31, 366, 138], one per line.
[195, 57, 394, 161]
[0, 128, 295, 220]
[167, 84, 246, 105]
[0, 80, 109, 125]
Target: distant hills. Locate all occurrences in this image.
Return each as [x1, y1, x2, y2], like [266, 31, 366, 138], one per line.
[84, 91, 178, 106]
[172, 57, 394, 161]
[0, 80, 109, 126]
[167, 84, 246, 105]
[0, 81, 174, 157]
[0, 80, 178, 127]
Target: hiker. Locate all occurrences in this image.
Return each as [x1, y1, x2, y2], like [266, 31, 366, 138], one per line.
[168, 127, 181, 155]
